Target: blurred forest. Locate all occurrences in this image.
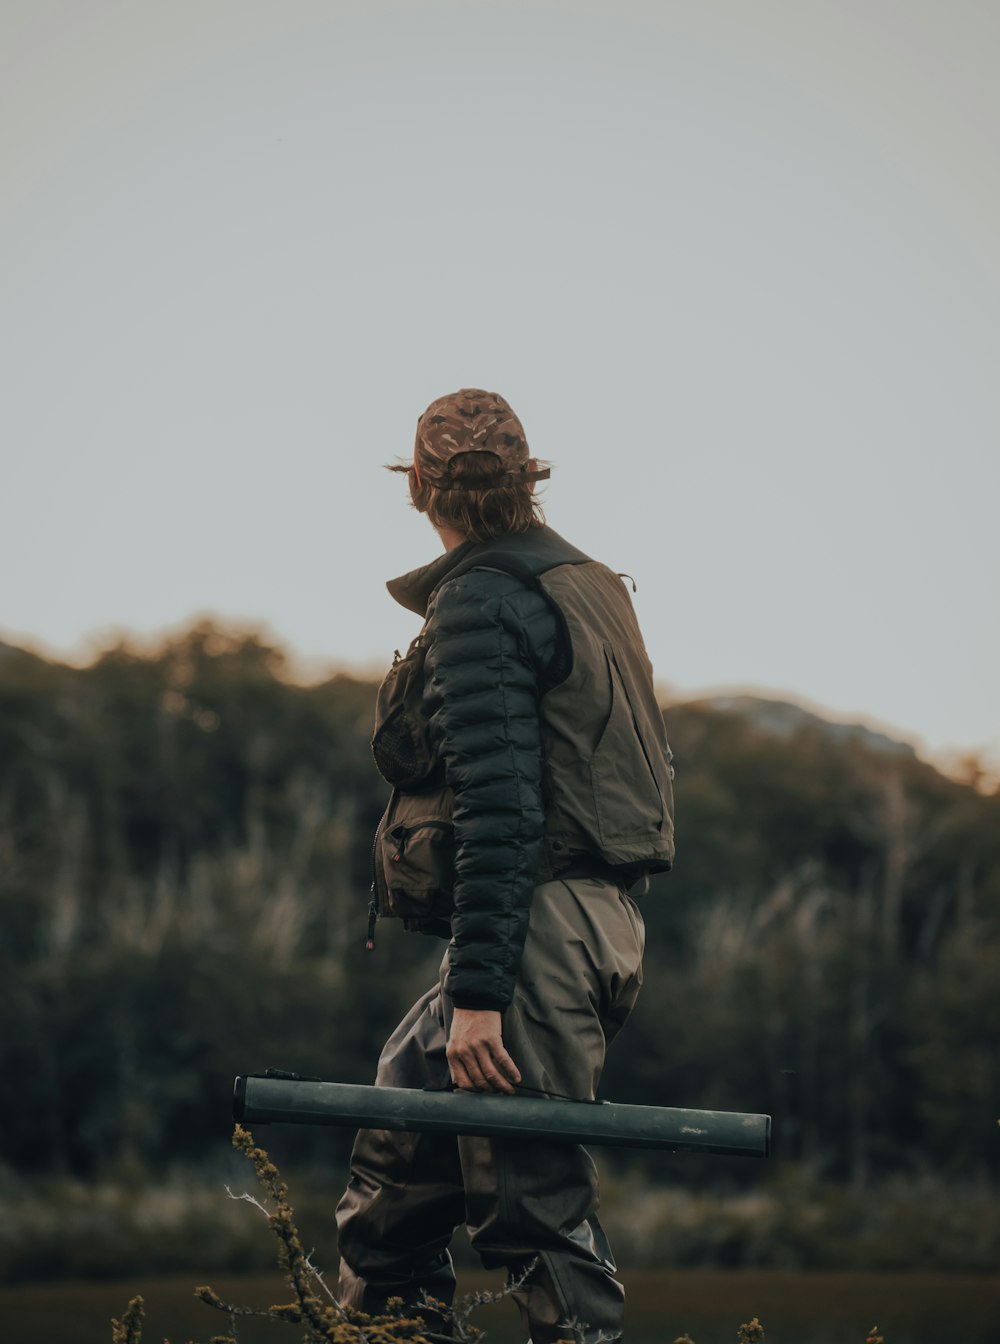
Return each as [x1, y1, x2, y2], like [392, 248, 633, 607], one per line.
[1, 620, 998, 1281]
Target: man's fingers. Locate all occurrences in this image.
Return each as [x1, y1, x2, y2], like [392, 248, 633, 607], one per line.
[448, 1053, 475, 1092]
[464, 1048, 496, 1092]
[447, 1011, 522, 1093]
[469, 1042, 517, 1094]
[480, 1043, 518, 1093]
[449, 1043, 516, 1093]
[449, 1046, 490, 1092]
[489, 1041, 521, 1087]
[465, 1048, 502, 1091]
[475, 1055, 515, 1094]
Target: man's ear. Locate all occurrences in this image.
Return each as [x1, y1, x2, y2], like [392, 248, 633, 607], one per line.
[527, 458, 539, 494]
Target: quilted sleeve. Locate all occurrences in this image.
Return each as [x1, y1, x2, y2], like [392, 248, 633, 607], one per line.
[423, 572, 555, 1010]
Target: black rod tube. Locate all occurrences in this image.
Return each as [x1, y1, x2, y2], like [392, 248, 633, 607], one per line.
[233, 1075, 770, 1158]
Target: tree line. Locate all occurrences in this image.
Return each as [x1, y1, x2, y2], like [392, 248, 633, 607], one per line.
[2, 620, 998, 1188]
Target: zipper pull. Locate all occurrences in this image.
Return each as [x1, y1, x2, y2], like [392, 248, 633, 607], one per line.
[366, 895, 378, 951]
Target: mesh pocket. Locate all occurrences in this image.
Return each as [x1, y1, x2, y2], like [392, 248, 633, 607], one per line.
[373, 705, 435, 789]
[371, 637, 439, 788]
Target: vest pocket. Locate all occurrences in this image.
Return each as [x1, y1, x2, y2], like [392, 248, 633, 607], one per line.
[589, 645, 667, 848]
[377, 790, 456, 925]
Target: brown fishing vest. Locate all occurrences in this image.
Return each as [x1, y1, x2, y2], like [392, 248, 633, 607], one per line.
[369, 554, 675, 935]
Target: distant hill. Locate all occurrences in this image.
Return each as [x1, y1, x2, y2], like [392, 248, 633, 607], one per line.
[681, 692, 917, 759]
[0, 638, 64, 679]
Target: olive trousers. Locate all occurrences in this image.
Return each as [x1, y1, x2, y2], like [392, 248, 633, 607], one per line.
[335, 876, 645, 1343]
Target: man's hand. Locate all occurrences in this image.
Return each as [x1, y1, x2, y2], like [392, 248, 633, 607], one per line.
[447, 1008, 522, 1094]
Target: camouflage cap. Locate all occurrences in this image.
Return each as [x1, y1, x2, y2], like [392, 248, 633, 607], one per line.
[413, 388, 550, 490]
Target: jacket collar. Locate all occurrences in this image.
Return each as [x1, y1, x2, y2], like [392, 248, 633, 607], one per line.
[386, 524, 591, 617]
[385, 540, 478, 616]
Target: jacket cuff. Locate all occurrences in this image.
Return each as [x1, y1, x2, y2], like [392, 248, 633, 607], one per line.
[445, 987, 511, 1012]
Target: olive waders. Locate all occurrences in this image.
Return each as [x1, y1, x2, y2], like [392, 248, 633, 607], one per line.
[335, 875, 644, 1342]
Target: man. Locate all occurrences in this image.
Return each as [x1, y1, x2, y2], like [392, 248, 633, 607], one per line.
[336, 389, 675, 1342]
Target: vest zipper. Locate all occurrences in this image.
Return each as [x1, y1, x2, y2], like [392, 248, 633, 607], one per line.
[367, 801, 393, 951]
[366, 895, 378, 951]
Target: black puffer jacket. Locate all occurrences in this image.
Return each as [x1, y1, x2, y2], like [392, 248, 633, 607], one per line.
[424, 568, 558, 1010]
[386, 532, 563, 1011]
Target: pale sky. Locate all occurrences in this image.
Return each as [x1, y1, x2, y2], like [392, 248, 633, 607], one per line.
[2, 0, 998, 764]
